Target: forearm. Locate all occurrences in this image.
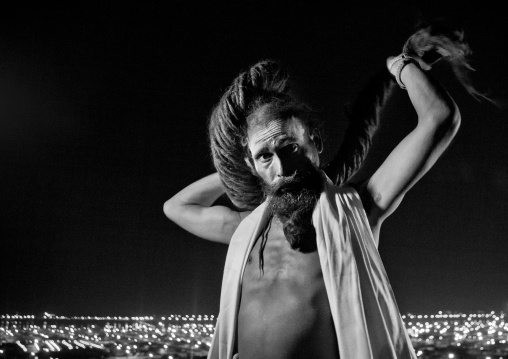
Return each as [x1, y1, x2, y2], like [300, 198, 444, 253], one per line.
[400, 62, 460, 128]
[163, 173, 225, 217]
[364, 59, 462, 224]
[163, 173, 244, 243]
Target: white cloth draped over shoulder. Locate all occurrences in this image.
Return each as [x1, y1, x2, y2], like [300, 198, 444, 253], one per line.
[207, 173, 416, 359]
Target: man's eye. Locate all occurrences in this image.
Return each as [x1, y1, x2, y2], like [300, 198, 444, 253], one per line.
[257, 153, 273, 162]
[286, 143, 299, 153]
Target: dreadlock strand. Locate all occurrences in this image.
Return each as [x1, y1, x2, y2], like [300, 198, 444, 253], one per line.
[325, 69, 396, 186]
[209, 60, 291, 209]
[403, 20, 497, 105]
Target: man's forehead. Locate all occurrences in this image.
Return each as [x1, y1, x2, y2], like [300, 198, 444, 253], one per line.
[248, 117, 305, 146]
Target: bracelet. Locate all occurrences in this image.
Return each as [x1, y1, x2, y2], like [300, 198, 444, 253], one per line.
[388, 54, 418, 90]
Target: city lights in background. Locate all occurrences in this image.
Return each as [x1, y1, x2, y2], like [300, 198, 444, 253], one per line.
[1, 311, 507, 358]
[1, 313, 215, 358]
[402, 311, 508, 358]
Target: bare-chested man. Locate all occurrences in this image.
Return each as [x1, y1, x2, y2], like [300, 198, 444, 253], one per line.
[163, 25, 479, 359]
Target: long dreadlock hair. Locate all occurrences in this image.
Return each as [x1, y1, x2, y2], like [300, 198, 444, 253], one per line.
[207, 57, 398, 210]
[208, 60, 316, 210]
[208, 21, 489, 211]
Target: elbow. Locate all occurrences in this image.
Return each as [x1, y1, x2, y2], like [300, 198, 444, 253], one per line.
[163, 198, 178, 222]
[427, 101, 461, 137]
[444, 103, 461, 137]
[451, 104, 461, 130]
[438, 109, 461, 143]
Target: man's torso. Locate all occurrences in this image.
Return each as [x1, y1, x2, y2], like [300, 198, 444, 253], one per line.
[237, 218, 339, 359]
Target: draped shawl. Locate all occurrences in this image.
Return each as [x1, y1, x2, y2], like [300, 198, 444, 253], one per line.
[208, 173, 416, 359]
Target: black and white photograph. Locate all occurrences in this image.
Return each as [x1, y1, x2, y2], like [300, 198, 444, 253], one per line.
[1, 2, 507, 358]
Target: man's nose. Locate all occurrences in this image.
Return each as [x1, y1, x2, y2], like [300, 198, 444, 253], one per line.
[274, 154, 297, 178]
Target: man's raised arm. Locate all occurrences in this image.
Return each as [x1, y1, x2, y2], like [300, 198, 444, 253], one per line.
[163, 173, 249, 244]
[360, 59, 460, 236]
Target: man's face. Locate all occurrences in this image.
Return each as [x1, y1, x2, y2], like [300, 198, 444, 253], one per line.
[246, 116, 323, 252]
[246, 116, 321, 186]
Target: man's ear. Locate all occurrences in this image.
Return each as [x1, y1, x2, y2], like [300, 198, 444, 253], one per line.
[311, 129, 323, 154]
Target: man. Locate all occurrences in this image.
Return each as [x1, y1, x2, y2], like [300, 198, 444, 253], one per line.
[164, 25, 476, 359]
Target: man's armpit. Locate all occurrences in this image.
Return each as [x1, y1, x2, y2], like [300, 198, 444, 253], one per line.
[348, 181, 381, 218]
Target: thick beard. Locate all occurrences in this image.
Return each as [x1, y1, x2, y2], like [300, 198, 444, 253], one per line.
[263, 166, 323, 253]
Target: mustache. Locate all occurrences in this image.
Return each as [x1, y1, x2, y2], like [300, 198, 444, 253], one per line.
[263, 169, 321, 198]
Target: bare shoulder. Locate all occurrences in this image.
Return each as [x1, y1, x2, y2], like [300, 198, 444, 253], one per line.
[239, 210, 252, 221]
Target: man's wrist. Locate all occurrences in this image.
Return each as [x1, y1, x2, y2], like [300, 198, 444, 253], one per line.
[387, 54, 419, 90]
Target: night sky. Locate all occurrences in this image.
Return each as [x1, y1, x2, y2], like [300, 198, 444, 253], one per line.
[1, 2, 507, 317]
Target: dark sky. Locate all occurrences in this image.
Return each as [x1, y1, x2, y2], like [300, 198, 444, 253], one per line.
[1, 2, 507, 317]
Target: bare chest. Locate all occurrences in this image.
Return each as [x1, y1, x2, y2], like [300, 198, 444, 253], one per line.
[245, 220, 322, 281]
[237, 219, 339, 359]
